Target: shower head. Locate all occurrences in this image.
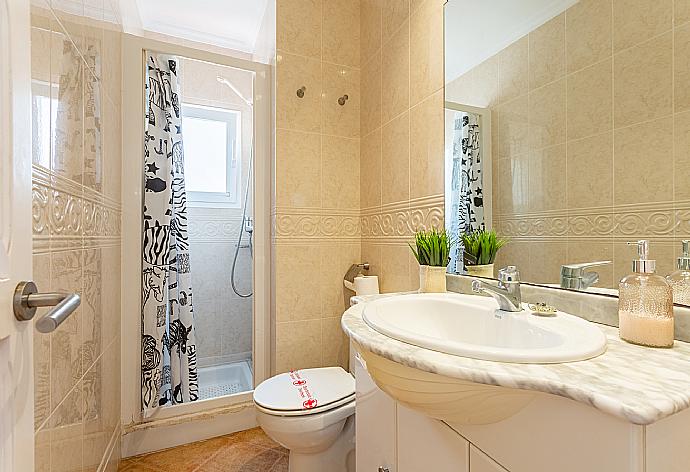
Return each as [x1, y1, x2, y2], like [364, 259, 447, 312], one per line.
[216, 75, 253, 107]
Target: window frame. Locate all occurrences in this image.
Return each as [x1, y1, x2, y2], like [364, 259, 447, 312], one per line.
[181, 103, 242, 208]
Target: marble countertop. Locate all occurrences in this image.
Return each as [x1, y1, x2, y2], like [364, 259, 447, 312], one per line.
[342, 294, 690, 425]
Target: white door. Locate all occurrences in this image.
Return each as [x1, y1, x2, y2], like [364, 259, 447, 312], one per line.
[0, 0, 35, 470]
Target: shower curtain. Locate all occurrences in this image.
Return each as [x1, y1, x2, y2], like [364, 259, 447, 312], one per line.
[448, 111, 485, 273]
[141, 52, 198, 414]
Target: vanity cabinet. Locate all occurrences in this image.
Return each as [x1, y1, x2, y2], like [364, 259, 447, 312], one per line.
[356, 356, 471, 472]
[354, 353, 690, 472]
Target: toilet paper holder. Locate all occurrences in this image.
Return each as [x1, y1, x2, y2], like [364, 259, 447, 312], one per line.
[344, 263, 370, 285]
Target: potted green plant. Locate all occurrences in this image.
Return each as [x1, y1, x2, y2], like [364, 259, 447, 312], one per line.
[461, 229, 508, 278]
[409, 228, 453, 293]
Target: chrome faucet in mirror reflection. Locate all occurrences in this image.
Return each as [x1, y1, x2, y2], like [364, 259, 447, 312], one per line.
[560, 261, 612, 291]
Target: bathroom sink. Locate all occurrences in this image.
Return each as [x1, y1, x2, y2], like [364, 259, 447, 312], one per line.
[362, 293, 607, 363]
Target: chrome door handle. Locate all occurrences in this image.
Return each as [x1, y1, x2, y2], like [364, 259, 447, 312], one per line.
[378, 467, 390, 472]
[13, 281, 80, 333]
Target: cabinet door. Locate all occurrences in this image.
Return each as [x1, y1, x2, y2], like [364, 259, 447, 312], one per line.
[470, 445, 509, 472]
[355, 356, 397, 471]
[397, 405, 470, 472]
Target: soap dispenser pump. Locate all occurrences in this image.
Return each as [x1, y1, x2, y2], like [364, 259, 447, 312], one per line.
[667, 240, 690, 305]
[618, 240, 674, 347]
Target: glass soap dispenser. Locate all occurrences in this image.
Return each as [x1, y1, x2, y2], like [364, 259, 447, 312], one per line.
[618, 240, 674, 348]
[667, 240, 690, 305]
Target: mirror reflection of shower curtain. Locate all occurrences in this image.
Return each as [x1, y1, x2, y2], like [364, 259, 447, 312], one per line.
[448, 111, 485, 273]
[141, 52, 199, 415]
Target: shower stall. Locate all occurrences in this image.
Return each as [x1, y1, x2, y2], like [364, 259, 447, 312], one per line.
[121, 35, 272, 447]
[179, 57, 256, 401]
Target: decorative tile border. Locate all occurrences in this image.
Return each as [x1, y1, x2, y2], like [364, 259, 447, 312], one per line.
[361, 195, 444, 242]
[495, 200, 690, 239]
[188, 215, 244, 242]
[32, 165, 121, 253]
[273, 207, 361, 243]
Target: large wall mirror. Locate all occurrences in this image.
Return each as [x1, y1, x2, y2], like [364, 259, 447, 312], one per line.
[444, 0, 690, 306]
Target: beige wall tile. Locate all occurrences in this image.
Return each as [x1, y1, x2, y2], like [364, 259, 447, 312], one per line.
[322, 136, 360, 209]
[613, 32, 673, 127]
[361, 50, 382, 136]
[320, 244, 360, 317]
[322, 316, 349, 370]
[276, 52, 322, 133]
[498, 155, 529, 215]
[381, 111, 410, 204]
[381, 20, 410, 123]
[528, 241, 568, 284]
[613, 0, 672, 52]
[498, 35, 528, 103]
[493, 239, 530, 275]
[277, 0, 322, 58]
[471, 56, 500, 108]
[676, 0, 690, 25]
[673, 110, 690, 200]
[409, 0, 444, 106]
[529, 78, 566, 150]
[497, 95, 529, 158]
[529, 13, 566, 90]
[361, 242, 383, 276]
[614, 116, 673, 204]
[567, 58, 613, 141]
[566, 0, 613, 73]
[674, 24, 690, 113]
[528, 144, 567, 212]
[567, 132, 614, 208]
[361, 128, 382, 208]
[382, 0, 410, 44]
[379, 244, 412, 292]
[322, 63, 360, 138]
[275, 245, 322, 322]
[275, 320, 323, 373]
[322, 0, 360, 67]
[276, 129, 321, 207]
[410, 90, 444, 199]
[361, 0, 382, 61]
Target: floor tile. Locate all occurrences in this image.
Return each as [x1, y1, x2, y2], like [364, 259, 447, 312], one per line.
[118, 428, 287, 472]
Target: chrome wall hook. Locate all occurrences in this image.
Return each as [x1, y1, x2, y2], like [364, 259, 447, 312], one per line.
[338, 94, 349, 106]
[296, 86, 306, 98]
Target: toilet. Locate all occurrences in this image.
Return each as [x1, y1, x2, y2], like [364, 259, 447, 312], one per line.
[253, 366, 356, 472]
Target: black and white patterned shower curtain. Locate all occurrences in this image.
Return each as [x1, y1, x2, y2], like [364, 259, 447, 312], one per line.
[448, 111, 485, 273]
[141, 53, 198, 414]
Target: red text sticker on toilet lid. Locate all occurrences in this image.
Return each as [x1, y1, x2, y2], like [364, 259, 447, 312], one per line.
[303, 398, 318, 409]
[290, 369, 318, 410]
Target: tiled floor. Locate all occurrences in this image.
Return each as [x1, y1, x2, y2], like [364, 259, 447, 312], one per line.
[118, 428, 288, 472]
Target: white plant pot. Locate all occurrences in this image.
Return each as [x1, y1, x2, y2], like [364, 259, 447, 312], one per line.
[466, 264, 494, 278]
[418, 265, 447, 293]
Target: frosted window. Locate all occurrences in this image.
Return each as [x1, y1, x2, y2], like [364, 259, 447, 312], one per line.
[182, 116, 228, 194]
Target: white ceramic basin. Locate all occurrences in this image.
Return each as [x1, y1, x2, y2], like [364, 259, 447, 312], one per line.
[362, 293, 607, 363]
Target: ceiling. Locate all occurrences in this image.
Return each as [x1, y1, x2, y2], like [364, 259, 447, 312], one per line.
[444, 0, 578, 83]
[121, 0, 271, 54]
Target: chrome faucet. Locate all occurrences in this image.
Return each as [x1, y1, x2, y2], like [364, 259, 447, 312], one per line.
[471, 266, 523, 312]
[560, 261, 612, 291]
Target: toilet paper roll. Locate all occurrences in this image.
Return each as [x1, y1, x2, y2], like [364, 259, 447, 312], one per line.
[354, 275, 380, 296]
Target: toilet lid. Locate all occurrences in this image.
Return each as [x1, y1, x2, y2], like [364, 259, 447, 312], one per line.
[254, 367, 355, 413]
